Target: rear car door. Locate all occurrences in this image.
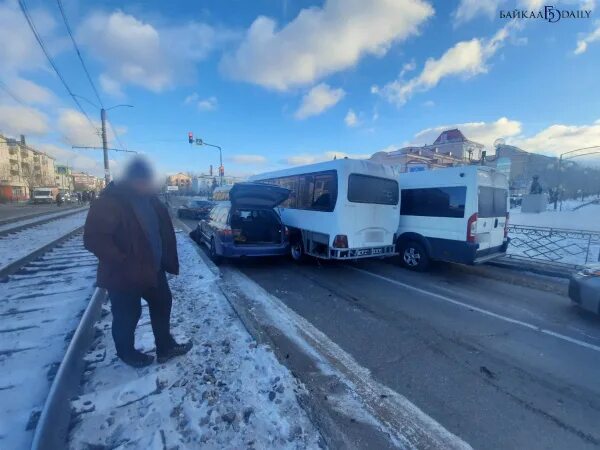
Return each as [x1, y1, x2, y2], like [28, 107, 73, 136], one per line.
[476, 173, 508, 251]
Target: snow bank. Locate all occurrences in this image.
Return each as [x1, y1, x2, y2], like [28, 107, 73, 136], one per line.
[68, 233, 322, 449]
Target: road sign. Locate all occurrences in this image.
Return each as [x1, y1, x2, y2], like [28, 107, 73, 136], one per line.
[166, 185, 179, 192]
[195, 138, 203, 145]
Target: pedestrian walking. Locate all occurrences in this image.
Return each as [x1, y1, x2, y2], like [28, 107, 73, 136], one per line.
[55, 192, 63, 207]
[83, 157, 192, 367]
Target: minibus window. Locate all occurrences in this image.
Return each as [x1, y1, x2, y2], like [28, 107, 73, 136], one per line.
[348, 174, 399, 205]
[478, 187, 508, 218]
[400, 186, 466, 218]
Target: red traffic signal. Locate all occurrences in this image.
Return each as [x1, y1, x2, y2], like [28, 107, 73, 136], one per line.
[188, 132, 193, 144]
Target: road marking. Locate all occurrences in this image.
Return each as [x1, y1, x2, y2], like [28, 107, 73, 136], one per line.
[349, 266, 600, 354]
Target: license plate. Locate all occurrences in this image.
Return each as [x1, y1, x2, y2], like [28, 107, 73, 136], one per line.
[356, 248, 372, 256]
[372, 248, 383, 255]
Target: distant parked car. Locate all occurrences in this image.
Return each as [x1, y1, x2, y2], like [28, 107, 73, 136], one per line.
[569, 264, 600, 315]
[177, 199, 215, 220]
[190, 183, 290, 264]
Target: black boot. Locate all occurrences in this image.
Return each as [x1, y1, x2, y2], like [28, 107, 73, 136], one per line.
[157, 341, 193, 364]
[119, 350, 154, 368]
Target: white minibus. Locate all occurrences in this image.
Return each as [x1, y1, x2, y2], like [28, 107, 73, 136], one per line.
[396, 166, 510, 270]
[250, 159, 399, 261]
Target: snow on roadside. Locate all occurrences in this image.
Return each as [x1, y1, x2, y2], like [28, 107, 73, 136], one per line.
[510, 203, 600, 232]
[68, 233, 322, 449]
[0, 207, 87, 234]
[0, 211, 88, 269]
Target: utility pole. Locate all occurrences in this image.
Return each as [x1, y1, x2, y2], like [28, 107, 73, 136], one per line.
[100, 108, 110, 185]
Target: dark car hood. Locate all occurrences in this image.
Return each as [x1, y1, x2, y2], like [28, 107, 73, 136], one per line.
[229, 182, 290, 209]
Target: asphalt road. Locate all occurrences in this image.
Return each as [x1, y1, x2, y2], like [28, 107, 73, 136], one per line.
[177, 207, 600, 449]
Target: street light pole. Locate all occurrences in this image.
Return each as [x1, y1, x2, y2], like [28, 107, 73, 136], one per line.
[100, 108, 110, 185]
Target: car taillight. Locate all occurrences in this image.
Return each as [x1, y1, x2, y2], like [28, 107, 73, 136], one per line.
[219, 228, 233, 237]
[504, 212, 509, 238]
[333, 234, 348, 248]
[467, 213, 478, 243]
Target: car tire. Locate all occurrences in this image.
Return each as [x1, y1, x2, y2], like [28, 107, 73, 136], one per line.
[209, 238, 222, 265]
[290, 238, 307, 263]
[399, 240, 430, 271]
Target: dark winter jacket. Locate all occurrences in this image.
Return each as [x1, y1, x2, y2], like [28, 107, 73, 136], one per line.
[83, 182, 179, 291]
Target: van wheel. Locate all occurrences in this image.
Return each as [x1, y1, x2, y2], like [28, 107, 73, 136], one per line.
[400, 241, 429, 271]
[209, 238, 222, 265]
[290, 239, 307, 263]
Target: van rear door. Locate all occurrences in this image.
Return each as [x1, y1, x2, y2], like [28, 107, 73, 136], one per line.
[476, 170, 508, 251]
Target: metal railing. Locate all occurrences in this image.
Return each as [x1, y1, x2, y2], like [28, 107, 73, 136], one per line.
[506, 224, 600, 268]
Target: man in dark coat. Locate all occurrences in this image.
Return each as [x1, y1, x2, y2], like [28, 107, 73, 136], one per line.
[84, 158, 192, 367]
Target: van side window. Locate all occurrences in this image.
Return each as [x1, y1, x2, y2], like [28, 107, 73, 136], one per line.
[401, 186, 466, 218]
[348, 174, 398, 205]
[478, 187, 507, 218]
[261, 170, 337, 212]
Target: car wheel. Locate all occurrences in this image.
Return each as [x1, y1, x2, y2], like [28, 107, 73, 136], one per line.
[209, 238, 222, 265]
[290, 238, 307, 263]
[400, 240, 429, 271]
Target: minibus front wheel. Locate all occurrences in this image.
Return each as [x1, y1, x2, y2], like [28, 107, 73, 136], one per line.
[399, 240, 430, 271]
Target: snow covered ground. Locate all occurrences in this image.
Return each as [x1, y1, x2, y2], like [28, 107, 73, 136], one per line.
[0, 207, 87, 234]
[0, 211, 88, 270]
[0, 236, 97, 450]
[510, 202, 600, 232]
[68, 233, 322, 449]
[507, 200, 600, 266]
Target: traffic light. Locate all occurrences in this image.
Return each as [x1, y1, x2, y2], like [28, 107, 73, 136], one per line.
[188, 132, 193, 144]
[219, 165, 224, 176]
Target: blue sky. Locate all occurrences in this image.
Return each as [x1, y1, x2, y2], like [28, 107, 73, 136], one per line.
[1, 0, 599, 177]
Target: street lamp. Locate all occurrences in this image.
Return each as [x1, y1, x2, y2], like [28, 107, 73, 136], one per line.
[193, 137, 224, 186]
[72, 94, 134, 184]
[555, 145, 600, 210]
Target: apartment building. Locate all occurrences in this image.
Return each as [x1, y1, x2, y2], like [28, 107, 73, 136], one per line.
[0, 134, 56, 201]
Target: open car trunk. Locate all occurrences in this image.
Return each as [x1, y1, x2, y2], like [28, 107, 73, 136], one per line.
[231, 208, 284, 245]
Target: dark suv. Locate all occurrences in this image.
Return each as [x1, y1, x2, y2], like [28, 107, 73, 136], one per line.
[190, 183, 290, 263]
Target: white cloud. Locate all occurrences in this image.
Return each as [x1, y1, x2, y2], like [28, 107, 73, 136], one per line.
[184, 93, 218, 111]
[511, 119, 600, 157]
[410, 117, 522, 149]
[284, 150, 371, 166]
[295, 83, 345, 119]
[344, 109, 359, 127]
[454, 0, 501, 24]
[575, 20, 600, 54]
[221, 0, 434, 91]
[57, 108, 123, 148]
[400, 59, 417, 77]
[229, 154, 267, 164]
[77, 11, 221, 93]
[0, 1, 64, 76]
[197, 96, 218, 111]
[99, 74, 124, 98]
[0, 105, 49, 136]
[9, 78, 55, 104]
[375, 22, 517, 106]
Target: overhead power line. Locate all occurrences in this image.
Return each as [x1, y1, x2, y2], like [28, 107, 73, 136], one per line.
[18, 0, 97, 133]
[55, 0, 104, 109]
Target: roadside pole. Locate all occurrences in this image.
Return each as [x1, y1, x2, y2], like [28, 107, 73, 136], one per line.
[100, 108, 110, 186]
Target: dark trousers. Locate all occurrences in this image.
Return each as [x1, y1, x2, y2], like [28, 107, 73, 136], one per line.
[107, 271, 175, 357]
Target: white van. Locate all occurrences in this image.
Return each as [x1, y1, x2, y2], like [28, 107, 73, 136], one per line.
[32, 187, 57, 204]
[396, 166, 509, 270]
[250, 159, 399, 261]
